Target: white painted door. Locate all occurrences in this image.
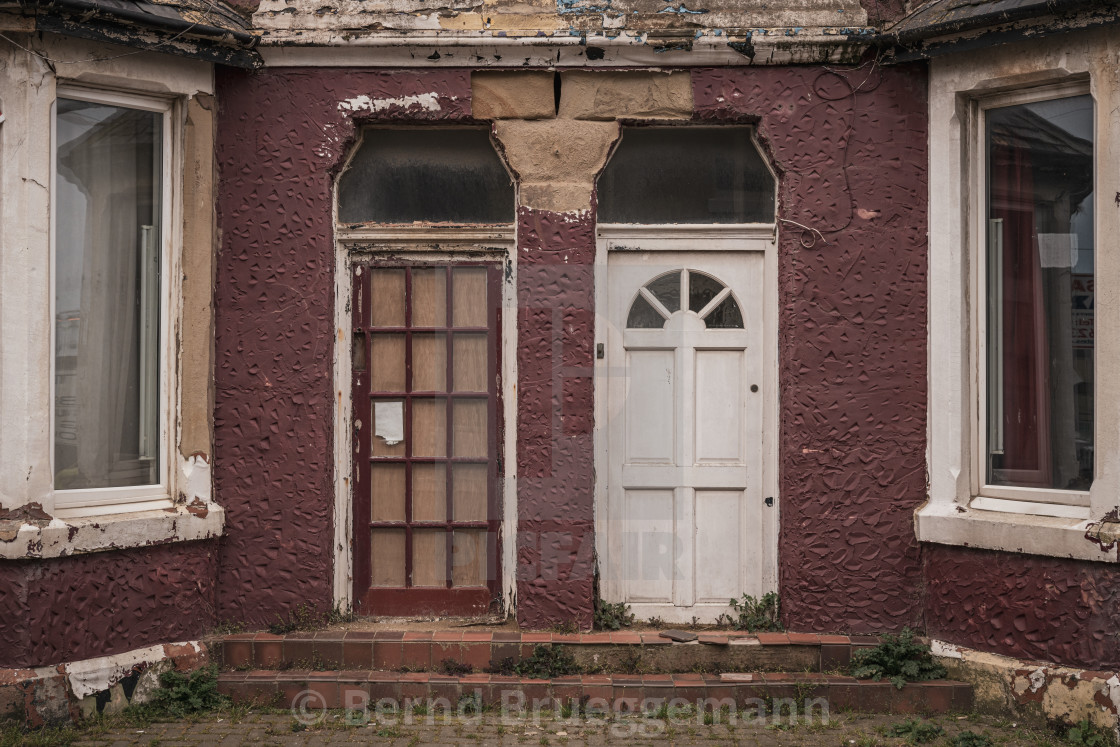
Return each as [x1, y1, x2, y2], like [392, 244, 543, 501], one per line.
[603, 251, 767, 623]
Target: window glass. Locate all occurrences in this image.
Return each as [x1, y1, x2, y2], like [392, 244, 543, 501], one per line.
[54, 98, 162, 490]
[985, 94, 1094, 491]
[625, 270, 744, 329]
[598, 127, 775, 224]
[338, 129, 514, 224]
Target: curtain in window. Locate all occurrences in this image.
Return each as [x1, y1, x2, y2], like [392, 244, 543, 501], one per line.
[55, 102, 160, 489]
[990, 141, 1053, 487]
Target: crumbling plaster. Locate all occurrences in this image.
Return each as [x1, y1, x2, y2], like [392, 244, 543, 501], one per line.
[933, 639, 1119, 738]
[252, 0, 870, 41]
[0, 35, 220, 532]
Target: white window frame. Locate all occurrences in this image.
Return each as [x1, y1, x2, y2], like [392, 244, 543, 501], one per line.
[50, 85, 177, 517]
[919, 37, 1120, 563]
[970, 80, 1094, 513]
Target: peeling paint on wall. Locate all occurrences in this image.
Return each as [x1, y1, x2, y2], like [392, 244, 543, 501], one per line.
[338, 92, 449, 113]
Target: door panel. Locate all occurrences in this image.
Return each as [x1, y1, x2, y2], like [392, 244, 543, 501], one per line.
[353, 263, 501, 616]
[695, 350, 744, 463]
[625, 350, 676, 464]
[694, 490, 743, 602]
[622, 489, 676, 603]
[605, 254, 767, 622]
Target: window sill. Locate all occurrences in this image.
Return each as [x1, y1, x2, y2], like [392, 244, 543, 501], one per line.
[0, 502, 225, 561]
[915, 500, 1118, 563]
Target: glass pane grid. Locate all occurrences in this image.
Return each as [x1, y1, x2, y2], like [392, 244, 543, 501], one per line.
[362, 264, 494, 592]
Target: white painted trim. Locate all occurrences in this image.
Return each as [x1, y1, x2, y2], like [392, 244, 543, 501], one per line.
[331, 238, 519, 615]
[967, 81, 1092, 511]
[0, 39, 215, 525]
[256, 33, 870, 69]
[50, 86, 177, 514]
[338, 226, 515, 244]
[920, 30, 1120, 562]
[597, 224, 777, 243]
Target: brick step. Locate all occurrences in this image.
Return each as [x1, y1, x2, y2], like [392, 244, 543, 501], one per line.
[217, 631, 878, 674]
[217, 670, 973, 716]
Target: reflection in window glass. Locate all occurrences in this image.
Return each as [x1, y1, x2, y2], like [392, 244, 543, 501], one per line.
[625, 270, 743, 329]
[647, 273, 681, 312]
[688, 272, 724, 313]
[338, 129, 514, 224]
[598, 127, 775, 224]
[985, 94, 1094, 491]
[54, 98, 162, 490]
[626, 295, 665, 329]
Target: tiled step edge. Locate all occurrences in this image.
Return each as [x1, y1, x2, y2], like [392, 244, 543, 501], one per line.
[217, 631, 877, 672]
[217, 671, 972, 716]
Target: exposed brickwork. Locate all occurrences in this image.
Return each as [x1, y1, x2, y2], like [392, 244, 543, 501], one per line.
[924, 545, 1120, 670]
[213, 68, 472, 626]
[692, 64, 929, 634]
[0, 542, 217, 669]
[215, 630, 872, 673]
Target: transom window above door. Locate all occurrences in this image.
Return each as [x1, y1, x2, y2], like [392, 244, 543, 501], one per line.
[337, 128, 514, 226]
[598, 126, 775, 225]
[627, 269, 744, 329]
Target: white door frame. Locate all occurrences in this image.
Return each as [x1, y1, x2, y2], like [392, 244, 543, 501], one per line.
[331, 226, 519, 615]
[593, 223, 780, 621]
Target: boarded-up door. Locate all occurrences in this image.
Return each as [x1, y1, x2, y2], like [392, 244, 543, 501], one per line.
[352, 263, 501, 615]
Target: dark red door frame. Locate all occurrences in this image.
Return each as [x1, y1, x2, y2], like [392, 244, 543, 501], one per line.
[351, 261, 503, 616]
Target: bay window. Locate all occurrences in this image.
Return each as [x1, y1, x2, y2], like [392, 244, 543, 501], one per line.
[921, 38, 1120, 562]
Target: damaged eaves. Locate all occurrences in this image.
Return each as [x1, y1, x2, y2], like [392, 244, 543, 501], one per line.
[6, 0, 261, 67]
[878, 0, 1120, 61]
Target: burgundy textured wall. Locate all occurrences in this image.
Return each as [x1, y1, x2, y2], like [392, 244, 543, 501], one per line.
[693, 64, 929, 633]
[214, 69, 472, 625]
[515, 207, 597, 629]
[925, 545, 1120, 670]
[0, 541, 218, 669]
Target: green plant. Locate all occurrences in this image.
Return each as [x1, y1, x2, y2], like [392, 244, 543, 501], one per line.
[889, 718, 943, 744]
[951, 732, 993, 747]
[487, 657, 517, 676]
[513, 645, 582, 679]
[716, 592, 783, 632]
[1064, 719, 1117, 747]
[458, 692, 483, 715]
[548, 620, 579, 635]
[148, 665, 229, 717]
[593, 600, 635, 631]
[268, 602, 356, 634]
[849, 628, 947, 689]
[440, 658, 473, 676]
[618, 649, 648, 675]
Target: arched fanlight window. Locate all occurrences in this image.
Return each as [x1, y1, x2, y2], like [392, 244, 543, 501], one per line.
[598, 127, 775, 224]
[627, 269, 744, 329]
[337, 129, 514, 225]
